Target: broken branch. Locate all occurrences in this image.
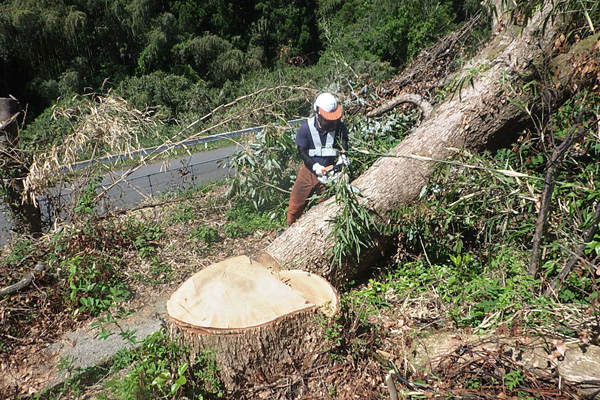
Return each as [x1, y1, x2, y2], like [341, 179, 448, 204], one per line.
[0, 262, 46, 297]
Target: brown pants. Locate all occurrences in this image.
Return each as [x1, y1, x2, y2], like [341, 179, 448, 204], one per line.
[286, 164, 326, 226]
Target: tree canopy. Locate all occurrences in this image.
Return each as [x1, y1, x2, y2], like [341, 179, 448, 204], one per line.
[0, 0, 473, 121]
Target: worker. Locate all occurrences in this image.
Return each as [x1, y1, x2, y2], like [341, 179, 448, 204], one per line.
[286, 92, 350, 226]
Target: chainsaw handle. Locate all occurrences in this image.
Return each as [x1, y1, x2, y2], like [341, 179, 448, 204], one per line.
[324, 164, 344, 176]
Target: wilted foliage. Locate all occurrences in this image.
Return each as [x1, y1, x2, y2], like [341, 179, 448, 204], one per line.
[23, 93, 162, 203]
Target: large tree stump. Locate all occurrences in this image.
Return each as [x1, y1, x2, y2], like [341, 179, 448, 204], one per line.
[166, 256, 338, 389]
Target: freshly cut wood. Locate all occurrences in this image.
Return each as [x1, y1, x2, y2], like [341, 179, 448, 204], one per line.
[166, 256, 338, 389]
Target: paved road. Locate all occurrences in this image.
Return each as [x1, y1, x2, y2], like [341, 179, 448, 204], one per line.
[0, 145, 238, 245]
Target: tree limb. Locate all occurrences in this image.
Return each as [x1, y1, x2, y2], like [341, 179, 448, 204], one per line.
[528, 114, 594, 277]
[545, 201, 600, 296]
[0, 112, 20, 131]
[0, 262, 46, 297]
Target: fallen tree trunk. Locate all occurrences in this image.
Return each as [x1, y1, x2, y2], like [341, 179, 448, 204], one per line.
[265, 4, 600, 288]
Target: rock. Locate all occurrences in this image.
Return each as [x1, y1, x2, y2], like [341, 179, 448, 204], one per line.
[409, 332, 600, 398]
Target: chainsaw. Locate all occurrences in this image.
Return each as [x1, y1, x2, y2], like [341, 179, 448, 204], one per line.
[318, 163, 345, 185]
[318, 163, 362, 194]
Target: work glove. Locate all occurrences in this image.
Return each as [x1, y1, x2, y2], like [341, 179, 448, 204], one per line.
[312, 163, 326, 176]
[336, 154, 351, 166]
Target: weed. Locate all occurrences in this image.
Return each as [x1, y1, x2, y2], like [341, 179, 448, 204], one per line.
[193, 350, 224, 395]
[64, 254, 130, 315]
[73, 175, 102, 217]
[223, 203, 284, 238]
[325, 322, 344, 348]
[148, 258, 174, 284]
[123, 220, 163, 259]
[99, 329, 223, 399]
[188, 225, 222, 245]
[168, 202, 196, 224]
[0, 238, 35, 268]
[504, 368, 524, 391]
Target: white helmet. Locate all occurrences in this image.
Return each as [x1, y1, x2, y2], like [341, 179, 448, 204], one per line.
[313, 93, 342, 120]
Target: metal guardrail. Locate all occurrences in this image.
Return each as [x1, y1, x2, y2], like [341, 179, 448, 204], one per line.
[67, 118, 305, 170]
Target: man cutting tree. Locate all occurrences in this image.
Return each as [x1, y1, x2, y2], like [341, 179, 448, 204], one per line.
[286, 92, 350, 226]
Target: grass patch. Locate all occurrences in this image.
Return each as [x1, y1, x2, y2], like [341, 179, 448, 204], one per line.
[223, 203, 285, 238]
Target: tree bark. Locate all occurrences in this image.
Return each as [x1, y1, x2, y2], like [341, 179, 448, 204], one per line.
[0, 97, 43, 235]
[264, 4, 600, 288]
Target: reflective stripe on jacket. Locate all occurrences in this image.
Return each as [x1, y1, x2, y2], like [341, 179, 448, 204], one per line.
[306, 117, 338, 157]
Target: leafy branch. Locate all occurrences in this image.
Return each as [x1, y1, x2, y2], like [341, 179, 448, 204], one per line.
[326, 172, 379, 268]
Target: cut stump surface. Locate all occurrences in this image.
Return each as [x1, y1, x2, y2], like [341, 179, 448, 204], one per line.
[166, 255, 338, 388]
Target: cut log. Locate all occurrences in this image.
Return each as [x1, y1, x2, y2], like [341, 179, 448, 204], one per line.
[165, 256, 338, 389]
[264, 4, 600, 288]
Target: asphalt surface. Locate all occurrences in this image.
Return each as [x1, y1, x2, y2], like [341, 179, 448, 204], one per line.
[0, 145, 238, 245]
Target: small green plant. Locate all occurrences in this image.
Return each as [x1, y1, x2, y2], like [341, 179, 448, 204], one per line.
[99, 329, 223, 399]
[128, 222, 162, 259]
[48, 355, 85, 398]
[223, 203, 285, 238]
[0, 238, 35, 268]
[188, 225, 222, 245]
[466, 378, 482, 389]
[326, 383, 337, 396]
[504, 369, 524, 391]
[193, 350, 224, 395]
[65, 255, 130, 315]
[325, 322, 344, 348]
[74, 175, 102, 216]
[168, 203, 196, 224]
[147, 259, 174, 284]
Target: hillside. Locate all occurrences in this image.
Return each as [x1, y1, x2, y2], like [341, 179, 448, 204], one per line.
[1, 1, 600, 399]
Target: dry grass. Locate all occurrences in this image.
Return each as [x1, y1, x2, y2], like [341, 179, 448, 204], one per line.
[23, 93, 161, 203]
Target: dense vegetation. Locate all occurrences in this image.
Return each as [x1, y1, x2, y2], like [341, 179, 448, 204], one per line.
[1, 0, 476, 127]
